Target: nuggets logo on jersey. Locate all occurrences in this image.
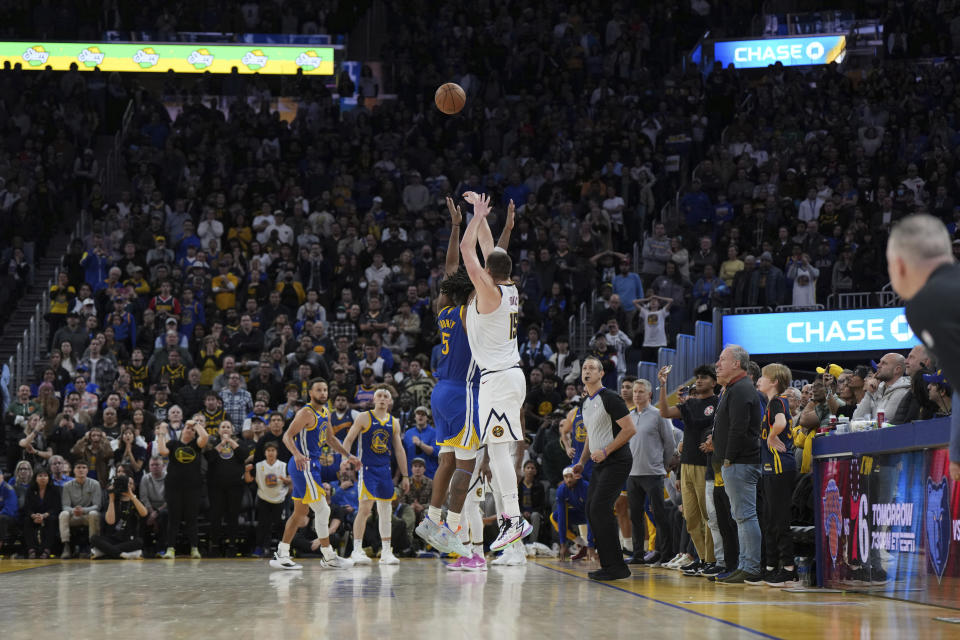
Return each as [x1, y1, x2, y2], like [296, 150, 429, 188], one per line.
[492, 425, 504, 438]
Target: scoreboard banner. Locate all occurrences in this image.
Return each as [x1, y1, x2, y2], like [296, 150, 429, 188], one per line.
[0, 41, 335, 75]
[721, 307, 919, 355]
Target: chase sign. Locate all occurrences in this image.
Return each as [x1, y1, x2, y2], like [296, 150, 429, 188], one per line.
[722, 307, 919, 355]
[714, 35, 846, 69]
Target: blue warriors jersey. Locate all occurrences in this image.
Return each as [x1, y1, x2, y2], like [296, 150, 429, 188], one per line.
[354, 385, 376, 406]
[435, 305, 481, 387]
[570, 407, 593, 480]
[359, 411, 396, 467]
[330, 409, 357, 437]
[296, 404, 329, 459]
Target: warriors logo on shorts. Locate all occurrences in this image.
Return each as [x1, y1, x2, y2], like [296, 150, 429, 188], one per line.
[492, 425, 504, 438]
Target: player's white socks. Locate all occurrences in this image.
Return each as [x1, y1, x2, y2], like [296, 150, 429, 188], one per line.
[277, 542, 291, 558]
[446, 511, 461, 531]
[473, 544, 484, 556]
[383, 541, 392, 555]
[428, 505, 442, 523]
[354, 540, 363, 553]
[488, 442, 521, 518]
[321, 545, 336, 561]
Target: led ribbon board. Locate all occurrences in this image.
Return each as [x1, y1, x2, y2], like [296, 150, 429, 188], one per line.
[0, 42, 334, 74]
[721, 307, 919, 355]
[713, 35, 846, 69]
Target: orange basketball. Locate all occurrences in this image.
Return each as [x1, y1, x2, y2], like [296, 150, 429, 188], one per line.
[435, 82, 466, 115]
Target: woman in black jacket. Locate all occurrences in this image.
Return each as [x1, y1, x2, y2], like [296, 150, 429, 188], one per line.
[22, 466, 62, 559]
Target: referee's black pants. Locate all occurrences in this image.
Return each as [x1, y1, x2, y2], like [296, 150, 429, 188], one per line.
[586, 449, 632, 571]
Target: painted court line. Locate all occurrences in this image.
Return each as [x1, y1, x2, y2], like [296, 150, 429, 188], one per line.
[534, 563, 783, 640]
[677, 600, 863, 606]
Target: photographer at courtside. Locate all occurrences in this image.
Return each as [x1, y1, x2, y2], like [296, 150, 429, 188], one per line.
[91, 471, 148, 559]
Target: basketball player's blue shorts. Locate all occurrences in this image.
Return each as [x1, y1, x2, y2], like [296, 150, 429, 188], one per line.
[288, 456, 325, 505]
[431, 380, 481, 450]
[359, 464, 395, 502]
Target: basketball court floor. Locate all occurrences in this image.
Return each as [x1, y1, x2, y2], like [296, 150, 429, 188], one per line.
[0, 558, 956, 639]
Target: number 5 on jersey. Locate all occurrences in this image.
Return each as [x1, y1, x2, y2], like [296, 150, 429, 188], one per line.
[441, 331, 451, 354]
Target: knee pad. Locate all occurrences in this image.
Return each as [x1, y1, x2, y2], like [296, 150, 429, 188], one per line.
[454, 447, 477, 461]
[310, 500, 331, 539]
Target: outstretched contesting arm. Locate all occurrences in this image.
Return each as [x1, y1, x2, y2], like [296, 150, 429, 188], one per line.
[460, 192, 500, 313]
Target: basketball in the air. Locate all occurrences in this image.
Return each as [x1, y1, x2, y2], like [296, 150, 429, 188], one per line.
[435, 82, 466, 115]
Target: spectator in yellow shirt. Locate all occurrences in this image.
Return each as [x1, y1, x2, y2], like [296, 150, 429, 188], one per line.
[211, 262, 239, 311]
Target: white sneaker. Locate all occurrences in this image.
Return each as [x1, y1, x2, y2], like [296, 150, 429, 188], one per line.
[320, 554, 354, 569]
[490, 515, 533, 552]
[379, 549, 399, 565]
[492, 543, 526, 566]
[269, 552, 303, 570]
[664, 553, 684, 569]
[351, 548, 372, 565]
[414, 516, 442, 549]
[91, 547, 105, 559]
[120, 550, 142, 560]
[671, 553, 695, 570]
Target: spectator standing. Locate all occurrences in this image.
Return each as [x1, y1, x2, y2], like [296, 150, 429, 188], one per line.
[245, 441, 289, 557]
[626, 380, 675, 566]
[634, 295, 672, 362]
[713, 345, 764, 584]
[657, 365, 720, 576]
[156, 419, 209, 559]
[206, 420, 251, 557]
[757, 364, 799, 587]
[220, 373, 254, 427]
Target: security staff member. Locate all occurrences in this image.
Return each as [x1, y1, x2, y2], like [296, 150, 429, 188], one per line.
[887, 214, 960, 480]
[573, 355, 636, 581]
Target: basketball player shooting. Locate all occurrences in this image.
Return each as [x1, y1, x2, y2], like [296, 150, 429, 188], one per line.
[460, 191, 532, 551]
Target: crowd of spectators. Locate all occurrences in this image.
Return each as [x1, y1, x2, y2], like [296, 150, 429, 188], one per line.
[2, 0, 960, 565]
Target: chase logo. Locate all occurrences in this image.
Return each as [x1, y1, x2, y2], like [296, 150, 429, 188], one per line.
[722, 307, 920, 355]
[715, 36, 846, 69]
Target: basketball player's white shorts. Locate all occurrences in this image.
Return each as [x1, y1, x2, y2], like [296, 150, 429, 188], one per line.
[478, 366, 525, 444]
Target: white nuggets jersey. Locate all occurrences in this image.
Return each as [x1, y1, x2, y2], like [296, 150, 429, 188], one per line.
[465, 282, 521, 371]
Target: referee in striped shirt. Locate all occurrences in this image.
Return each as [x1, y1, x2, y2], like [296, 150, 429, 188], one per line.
[573, 356, 636, 581]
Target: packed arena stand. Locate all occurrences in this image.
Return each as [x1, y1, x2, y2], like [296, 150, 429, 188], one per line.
[0, 0, 956, 570]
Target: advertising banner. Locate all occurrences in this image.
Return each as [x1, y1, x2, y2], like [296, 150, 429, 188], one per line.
[714, 35, 846, 69]
[817, 448, 960, 608]
[0, 41, 334, 75]
[721, 307, 919, 355]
